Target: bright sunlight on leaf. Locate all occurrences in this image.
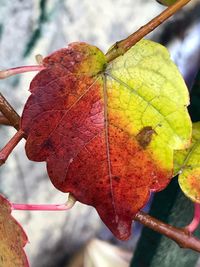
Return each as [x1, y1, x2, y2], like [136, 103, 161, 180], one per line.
[0, 194, 28, 267]
[21, 40, 192, 240]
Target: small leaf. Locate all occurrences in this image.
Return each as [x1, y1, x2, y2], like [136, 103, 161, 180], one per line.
[174, 122, 200, 203]
[0, 194, 29, 267]
[21, 40, 191, 240]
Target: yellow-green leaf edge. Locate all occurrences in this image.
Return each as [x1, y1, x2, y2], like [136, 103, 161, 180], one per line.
[175, 122, 200, 203]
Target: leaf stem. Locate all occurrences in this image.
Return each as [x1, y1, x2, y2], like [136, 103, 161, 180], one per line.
[105, 0, 191, 62]
[185, 203, 200, 233]
[0, 65, 45, 79]
[134, 211, 200, 253]
[0, 93, 20, 130]
[12, 203, 71, 211]
[12, 194, 76, 211]
[0, 129, 25, 166]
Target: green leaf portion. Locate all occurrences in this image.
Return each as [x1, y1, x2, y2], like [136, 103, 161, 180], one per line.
[106, 39, 192, 178]
[175, 122, 200, 203]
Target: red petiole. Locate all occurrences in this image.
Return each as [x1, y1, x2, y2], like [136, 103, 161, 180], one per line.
[12, 194, 76, 211]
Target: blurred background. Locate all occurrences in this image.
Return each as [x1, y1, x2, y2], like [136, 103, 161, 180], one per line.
[0, 1, 200, 266]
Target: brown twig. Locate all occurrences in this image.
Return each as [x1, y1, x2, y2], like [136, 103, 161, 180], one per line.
[0, 93, 20, 130]
[0, 129, 25, 166]
[0, 114, 12, 126]
[106, 0, 191, 62]
[135, 211, 200, 253]
[0, 94, 23, 165]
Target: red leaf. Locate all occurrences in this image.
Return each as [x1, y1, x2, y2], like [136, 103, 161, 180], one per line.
[0, 194, 29, 267]
[21, 42, 170, 240]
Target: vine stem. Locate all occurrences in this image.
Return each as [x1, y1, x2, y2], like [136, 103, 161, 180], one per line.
[0, 114, 12, 126]
[134, 211, 200, 253]
[0, 93, 20, 130]
[12, 203, 71, 211]
[185, 203, 200, 233]
[12, 194, 76, 211]
[0, 129, 25, 166]
[106, 0, 191, 62]
[0, 65, 45, 79]
[0, 94, 25, 165]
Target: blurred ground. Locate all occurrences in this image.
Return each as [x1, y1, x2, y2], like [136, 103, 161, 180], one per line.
[0, 1, 200, 266]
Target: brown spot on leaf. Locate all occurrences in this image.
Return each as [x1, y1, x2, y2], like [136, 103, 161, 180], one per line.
[136, 126, 156, 149]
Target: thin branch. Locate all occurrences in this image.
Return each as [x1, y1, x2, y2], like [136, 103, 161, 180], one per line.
[106, 0, 191, 62]
[134, 211, 200, 253]
[0, 93, 20, 130]
[0, 114, 12, 126]
[0, 129, 25, 166]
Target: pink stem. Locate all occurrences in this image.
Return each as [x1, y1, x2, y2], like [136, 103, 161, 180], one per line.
[0, 65, 45, 79]
[12, 203, 72, 211]
[12, 194, 76, 211]
[185, 203, 200, 233]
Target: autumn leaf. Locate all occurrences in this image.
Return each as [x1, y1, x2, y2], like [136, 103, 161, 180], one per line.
[0, 194, 29, 267]
[174, 122, 200, 203]
[21, 40, 191, 240]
